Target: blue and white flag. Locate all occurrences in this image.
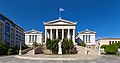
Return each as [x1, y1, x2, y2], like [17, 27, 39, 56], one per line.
[60, 8, 65, 12]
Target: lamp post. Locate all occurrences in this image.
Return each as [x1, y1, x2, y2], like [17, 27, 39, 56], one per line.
[19, 42, 22, 55]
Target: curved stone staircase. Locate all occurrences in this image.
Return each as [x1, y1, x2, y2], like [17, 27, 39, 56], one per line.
[76, 45, 99, 55]
[25, 49, 34, 55]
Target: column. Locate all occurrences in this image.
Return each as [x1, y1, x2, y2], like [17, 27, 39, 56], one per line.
[67, 29, 70, 40]
[34, 35, 35, 41]
[45, 29, 47, 44]
[62, 29, 64, 40]
[47, 32, 49, 38]
[50, 29, 52, 40]
[72, 29, 75, 45]
[56, 29, 58, 39]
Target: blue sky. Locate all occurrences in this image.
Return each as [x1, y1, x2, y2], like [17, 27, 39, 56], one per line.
[0, 0, 120, 39]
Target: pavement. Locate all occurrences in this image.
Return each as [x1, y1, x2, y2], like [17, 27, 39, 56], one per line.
[0, 55, 120, 63]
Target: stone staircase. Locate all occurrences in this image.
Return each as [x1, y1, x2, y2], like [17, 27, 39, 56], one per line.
[76, 45, 85, 55]
[76, 45, 99, 55]
[24, 49, 34, 55]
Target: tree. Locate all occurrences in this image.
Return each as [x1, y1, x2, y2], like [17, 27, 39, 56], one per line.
[46, 38, 53, 53]
[78, 41, 86, 47]
[62, 38, 74, 54]
[7, 48, 13, 55]
[100, 45, 107, 49]
[0, 44, 8, 55]
[32, 41, 38, 48]
[52, 39, 59, 54]
[105, 44, 118, 54]
[115, 43, 120, 48]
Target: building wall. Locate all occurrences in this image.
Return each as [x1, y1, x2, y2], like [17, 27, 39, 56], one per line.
[96, 39, 120, 50]
[0, 20, 4, 43]
[25, 33, 43, 47]
[97, 39, 120, 47]
[76, 33, 96, 45]
[0, 14, 25, 47]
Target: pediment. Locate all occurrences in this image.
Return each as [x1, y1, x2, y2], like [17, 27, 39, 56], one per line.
[25, 29, 42, 34]
[78, 29, 96, 34]
[44, 18, 77, 26]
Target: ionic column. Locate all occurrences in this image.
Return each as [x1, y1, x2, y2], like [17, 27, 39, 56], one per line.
[62, 29, 64, 40]
[45, 29, 47, 44]
[72, 29, 75, 45]
[68, 29, 70, 40]
[50, 29, 53, 40]
[34, 35, 35, 41]
[56, 29, 58, 39]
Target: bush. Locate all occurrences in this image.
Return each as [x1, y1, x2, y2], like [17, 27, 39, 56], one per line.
[78, 41, 86, 47]
[7, 48, 13, 55]
[32, 41, 38, 48]
[115, 43, 120, 48]
[100, 45, 107, 49]
[62, 38, 74, 54]
[22, 44, 29, 50]
[0, 44, 8, 55]
[105, 44, 118, 54]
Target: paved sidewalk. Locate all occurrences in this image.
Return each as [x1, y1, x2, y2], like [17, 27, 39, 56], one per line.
[15, 54, 98, 60]
[0, 55, 120, 63]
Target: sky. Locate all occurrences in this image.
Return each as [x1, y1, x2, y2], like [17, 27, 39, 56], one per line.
[0, 0, 120, 39]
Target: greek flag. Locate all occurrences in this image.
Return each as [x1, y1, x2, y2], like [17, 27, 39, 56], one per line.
[60, 8, 65, 12]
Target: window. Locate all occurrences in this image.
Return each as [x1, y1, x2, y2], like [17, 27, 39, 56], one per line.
[29, 35, 31, 42]
[35, 35, 37, 41]
[115, 41, 117, 43]
[32, 35, 34, 42]
[118, 41, 120, 43]
[109, 41, 111, 44]
[112, 41, 114, 44]
[83, 35, 85, 42]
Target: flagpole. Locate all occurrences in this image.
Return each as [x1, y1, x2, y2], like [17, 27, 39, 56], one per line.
[59, 9, 61, 19]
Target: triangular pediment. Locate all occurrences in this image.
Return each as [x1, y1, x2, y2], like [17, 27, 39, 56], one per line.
[78, 29, 96, 34]
[44, 18, 77, 26]
[25, 29, 42, 34]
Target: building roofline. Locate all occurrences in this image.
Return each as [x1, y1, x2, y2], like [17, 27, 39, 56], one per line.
[0, 13, 24, 30]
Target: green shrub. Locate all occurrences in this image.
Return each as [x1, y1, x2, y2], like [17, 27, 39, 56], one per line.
[100, 45, 107, 49]
[105, 44, 118, 54]
[115, 43, 120, 48]
[32, 41, 38, 48]
[62, 38, 74, 54]
[78, 41, 86, 47]
[0, 44, 8, 55]
[7, 48, 13, 55]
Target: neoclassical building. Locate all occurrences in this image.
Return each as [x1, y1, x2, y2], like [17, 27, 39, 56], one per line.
[76, 29, 96, 49]
[44, 18, 77, 45]
[25, 29, 43, 47]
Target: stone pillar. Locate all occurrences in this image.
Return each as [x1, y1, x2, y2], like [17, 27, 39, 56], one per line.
[72, 29, 75, 45]
[68, 29, 70, 40]
[87, 35, 89, 42]
[34, 35, 36, 42]
[45, 29, 47, 44]
[50, 29, 52, 40]
[62, 29, 64, 40]
[47, 31, 49, 38]
[56, 29, 58, 39]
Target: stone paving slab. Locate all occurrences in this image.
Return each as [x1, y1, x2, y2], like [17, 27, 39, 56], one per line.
[0, 55, 120, 63]
[15, 54, 100, 60]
